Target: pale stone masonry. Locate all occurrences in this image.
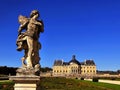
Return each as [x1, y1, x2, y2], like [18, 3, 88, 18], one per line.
[52, 55, 96, 76]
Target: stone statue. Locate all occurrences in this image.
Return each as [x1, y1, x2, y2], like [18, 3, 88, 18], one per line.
[16, 10, 44, 75]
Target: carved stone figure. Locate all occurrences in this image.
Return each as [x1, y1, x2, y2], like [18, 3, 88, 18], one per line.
[16, 10, 44, 75]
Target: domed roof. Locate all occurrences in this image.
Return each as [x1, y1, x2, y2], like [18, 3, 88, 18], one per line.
[69, 55, 81, 65]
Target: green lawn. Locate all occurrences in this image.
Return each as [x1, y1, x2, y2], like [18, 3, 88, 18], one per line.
[0, 80, 14, 90]
[0, 77, 120, 90]
[79, 80, 120, 90]
[40, 77, 120, 90]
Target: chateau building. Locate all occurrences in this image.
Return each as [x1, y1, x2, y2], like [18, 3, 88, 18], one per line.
[52, 55, 96, 76]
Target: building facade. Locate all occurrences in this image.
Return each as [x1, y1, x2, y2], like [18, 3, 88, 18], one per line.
[52, 55, 96, 76]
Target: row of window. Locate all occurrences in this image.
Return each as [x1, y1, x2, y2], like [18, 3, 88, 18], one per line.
[54, 70, 81, 73]
[54, 66, 95, 69]
[81, 70, 96, 73]
[81, 66, 95, 69]
[54, 70, 68, 73]
[54, 66, 79, 69]
[54, 70, 96, 73]
[71, 70, 80, 73]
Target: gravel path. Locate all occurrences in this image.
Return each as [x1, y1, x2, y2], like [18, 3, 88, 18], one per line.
[85, 79, 120, 85]
[99, 79, 120, 85]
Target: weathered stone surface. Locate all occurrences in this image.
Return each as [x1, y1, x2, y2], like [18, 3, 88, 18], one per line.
[9, 75, 40, 81]
[9, 10, 43, 90]
[16, 67, 40, 76]
[9, 76, 40, 90]
[16, 10, 44, 75]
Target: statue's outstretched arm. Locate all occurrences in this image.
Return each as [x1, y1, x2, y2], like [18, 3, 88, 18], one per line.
[18, 22, 27, 34]
[18, 25, 23, 33]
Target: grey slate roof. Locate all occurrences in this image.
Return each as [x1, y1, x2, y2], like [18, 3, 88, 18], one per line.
[53, 55, 96, 66]
[69, 55, 81, 65]
[53, 60, 63, 66]
[81, 60, 95, 65]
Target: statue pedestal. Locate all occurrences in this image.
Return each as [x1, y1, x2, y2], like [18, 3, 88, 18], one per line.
[9, 75, 40, 90]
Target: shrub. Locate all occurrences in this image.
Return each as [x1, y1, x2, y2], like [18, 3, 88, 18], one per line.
[110, 77, 116, 80]
[93, 77, 99, 82]
[75, 77, 78, 79]
[0, 84, 3, 89]
[81, 77, 84, 80]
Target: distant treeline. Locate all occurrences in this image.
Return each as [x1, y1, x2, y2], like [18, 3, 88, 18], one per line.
[1, 66, 119, 75]
[40, 67, 52, 72]
[97, 70, 120, 75]
[0, 66, 52, 76]
[0, 66, 17, 75]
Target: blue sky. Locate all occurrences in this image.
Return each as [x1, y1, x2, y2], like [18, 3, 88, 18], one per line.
[0, 0, 120, 71]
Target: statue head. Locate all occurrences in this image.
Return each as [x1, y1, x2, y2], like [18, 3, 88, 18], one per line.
[30, 10, 40, 18]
